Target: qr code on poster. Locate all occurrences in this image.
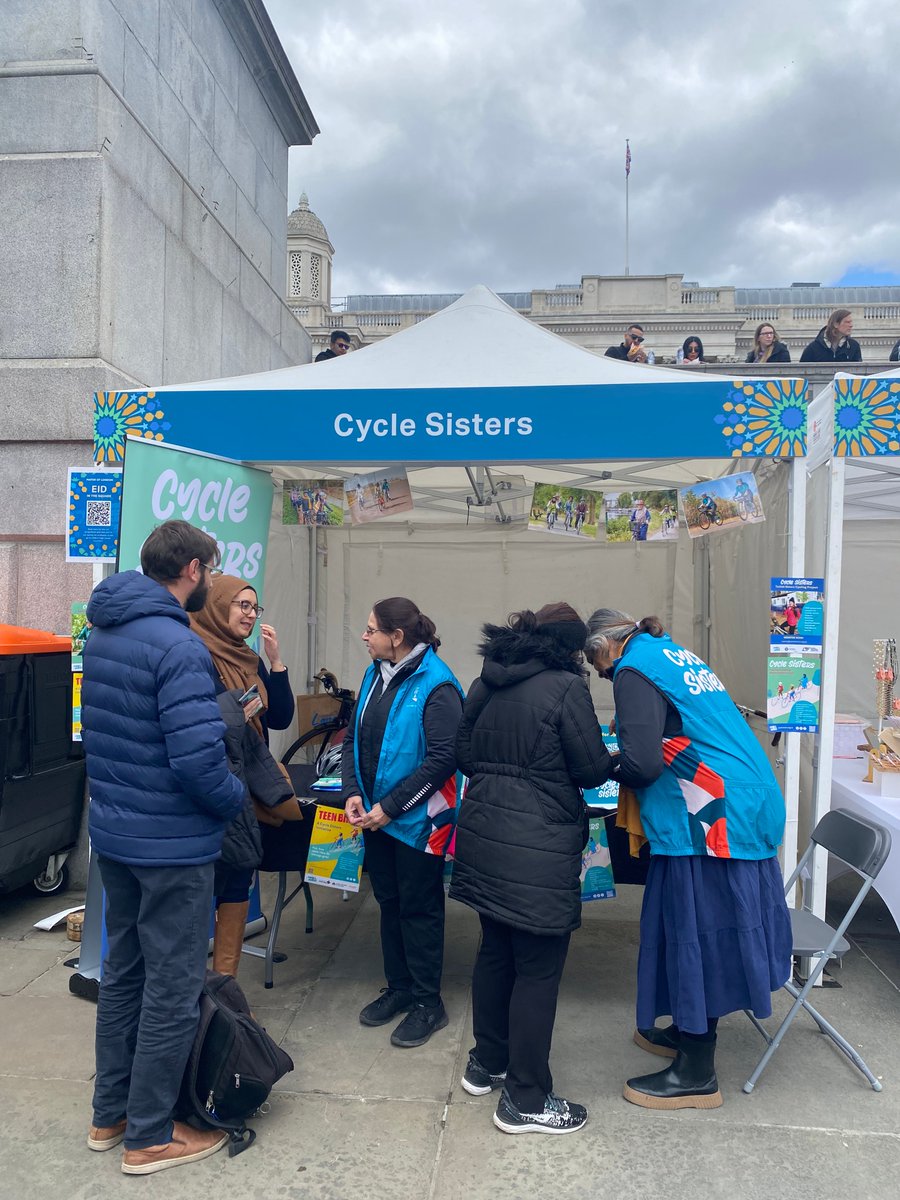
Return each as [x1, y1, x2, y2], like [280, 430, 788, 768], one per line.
[86, 500, 112, 527]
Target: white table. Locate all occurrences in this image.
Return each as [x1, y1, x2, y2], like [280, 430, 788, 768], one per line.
[829, 757, 900, 933]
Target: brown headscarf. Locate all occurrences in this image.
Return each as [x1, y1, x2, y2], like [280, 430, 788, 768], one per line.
[190, 575, 268, 735]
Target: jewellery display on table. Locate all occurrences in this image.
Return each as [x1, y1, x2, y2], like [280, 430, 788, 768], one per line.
[873, 638, 897, 735]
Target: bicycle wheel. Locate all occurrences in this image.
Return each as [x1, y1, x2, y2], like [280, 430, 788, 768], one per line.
[698, 512, 710, 530]
[281, 721, 346, 776]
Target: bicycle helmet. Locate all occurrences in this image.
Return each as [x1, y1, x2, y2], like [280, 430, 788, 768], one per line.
[317, 743, 344, 779]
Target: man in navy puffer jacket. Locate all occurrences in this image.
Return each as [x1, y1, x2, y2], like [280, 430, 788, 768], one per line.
[82, 520, 244, 1176]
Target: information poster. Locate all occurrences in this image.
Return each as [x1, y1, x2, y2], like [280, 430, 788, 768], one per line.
[72, 672, 83, 742]
[71, 602, 88, 672]
[66, 468, 122, 561]
[117, 437, 273, 581]
[767, 654, 821, 733]
[580, 816, 616, 901]
[770, 577, 824, 652]
[304, 807, 365, 891]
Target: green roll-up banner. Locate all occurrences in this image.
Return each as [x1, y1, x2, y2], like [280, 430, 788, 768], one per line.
[117, 435, 273, 586]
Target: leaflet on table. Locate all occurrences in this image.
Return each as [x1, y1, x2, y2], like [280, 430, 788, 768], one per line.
[581, 816, 616, 901]
[304, 807, 364, 891]
[770, 578, 824, 652]
[766, 654, 821, 734]
[583, 726, 619, 807]
[310, 775, 342, 791]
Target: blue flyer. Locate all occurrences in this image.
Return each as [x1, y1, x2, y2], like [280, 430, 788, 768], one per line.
[67, 468, 122, 562]
[770, 577, 824, 652]
[583, 725, 619, 807]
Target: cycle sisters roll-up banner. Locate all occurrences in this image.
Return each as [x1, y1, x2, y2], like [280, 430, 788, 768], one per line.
[116, 435, 273, 582]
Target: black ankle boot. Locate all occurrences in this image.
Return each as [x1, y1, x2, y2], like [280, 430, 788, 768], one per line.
[623, 1036, 722, 1109]
[633, 1024, 679, 1059]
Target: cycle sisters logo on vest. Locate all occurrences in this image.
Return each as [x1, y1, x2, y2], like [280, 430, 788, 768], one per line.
[117, 438, 274, 582]
[662, 647, 726, 697]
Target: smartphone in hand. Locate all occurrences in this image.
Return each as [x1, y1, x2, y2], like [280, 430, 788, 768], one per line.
[238, 684, 263, 721]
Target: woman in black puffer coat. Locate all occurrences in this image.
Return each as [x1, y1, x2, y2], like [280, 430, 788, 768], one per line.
[451, 602, 611, 1136]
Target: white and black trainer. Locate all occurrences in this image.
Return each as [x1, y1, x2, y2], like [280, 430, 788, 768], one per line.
[493, 1088, 588, 1135]
[461, 1053, 507, 1096]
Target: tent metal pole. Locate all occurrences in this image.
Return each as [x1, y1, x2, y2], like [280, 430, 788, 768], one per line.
[782, 456, 807, 900]
[809, 454, 845, 922]
[307, 524, 317, 688]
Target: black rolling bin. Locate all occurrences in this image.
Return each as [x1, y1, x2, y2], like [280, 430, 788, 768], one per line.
[0, 624, 85, 896]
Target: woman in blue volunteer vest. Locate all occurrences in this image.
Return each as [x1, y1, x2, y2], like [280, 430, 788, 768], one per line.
[341, 597, 464, 1048]
[585, 609, 792, 1110]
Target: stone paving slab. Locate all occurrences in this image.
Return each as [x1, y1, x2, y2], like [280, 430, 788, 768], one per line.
[432, 1097, 900, 1200]
[2, 874, 900, 1200]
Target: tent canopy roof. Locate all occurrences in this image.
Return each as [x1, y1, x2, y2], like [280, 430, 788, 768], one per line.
[155, 285, 727, 393]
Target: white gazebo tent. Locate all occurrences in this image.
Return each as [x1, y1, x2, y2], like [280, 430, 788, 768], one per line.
[105, 286, 812, 876]
[803, 370, 900, 918]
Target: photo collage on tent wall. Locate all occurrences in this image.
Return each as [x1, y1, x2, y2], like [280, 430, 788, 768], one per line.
[679, 472, 765, 539]
[281, 469, 416, 528]
[346, 467, 414, 526]
[283, 480, 345, 526]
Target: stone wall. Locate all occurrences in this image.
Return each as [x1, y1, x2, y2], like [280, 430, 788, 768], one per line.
[0, 0, 316, 635]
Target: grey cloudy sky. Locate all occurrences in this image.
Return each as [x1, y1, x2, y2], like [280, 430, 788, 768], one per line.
[266, 0, 900, 298]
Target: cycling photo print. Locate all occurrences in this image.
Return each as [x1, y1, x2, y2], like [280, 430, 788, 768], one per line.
[679, 471, 765, 539]
[528, 482, 604, 539]
[604, 490, 679, 543]
[345, 466, 414, 525]
[283, 479, 345, 527]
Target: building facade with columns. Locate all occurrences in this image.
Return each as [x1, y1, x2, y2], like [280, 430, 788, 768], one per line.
[285, 197, 900, 363]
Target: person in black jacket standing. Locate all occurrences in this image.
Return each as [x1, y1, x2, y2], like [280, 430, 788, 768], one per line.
[745, 323, 791, 364]
[451, 602, 612, 1135]
[799, 309, 862, 362]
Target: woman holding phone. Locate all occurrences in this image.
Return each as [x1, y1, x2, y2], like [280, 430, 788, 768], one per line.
[191, 574, 299, 976]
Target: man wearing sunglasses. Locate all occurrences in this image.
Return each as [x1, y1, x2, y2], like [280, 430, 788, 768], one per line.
[315, 329, 352, 361]
[605, 323, 650, 364]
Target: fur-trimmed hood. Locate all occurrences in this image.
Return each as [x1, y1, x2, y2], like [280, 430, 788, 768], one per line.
[478, 624, 585, 689]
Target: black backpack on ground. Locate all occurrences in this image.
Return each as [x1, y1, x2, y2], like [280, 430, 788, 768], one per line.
[178, 970, 294, 1156]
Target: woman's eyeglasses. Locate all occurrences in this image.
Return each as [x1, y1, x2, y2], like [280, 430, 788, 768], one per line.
[231, 599, 264, 617]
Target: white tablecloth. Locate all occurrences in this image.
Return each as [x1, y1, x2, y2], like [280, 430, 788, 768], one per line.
[829, 756, 900, 933]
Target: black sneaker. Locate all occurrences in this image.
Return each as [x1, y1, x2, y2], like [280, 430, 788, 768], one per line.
[493, 1087, 588, 1135]
[390, 1001, 449, 1048]
[359, 988, 414, 1027]
[461, 1053, 507, 1096]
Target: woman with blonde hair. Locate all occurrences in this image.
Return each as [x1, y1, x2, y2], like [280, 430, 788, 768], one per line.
[800, 309, 862, 362]
[745, 323, 791, 364]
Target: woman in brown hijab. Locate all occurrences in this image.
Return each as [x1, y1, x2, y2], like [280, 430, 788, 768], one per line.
[191, 575, 297, 976]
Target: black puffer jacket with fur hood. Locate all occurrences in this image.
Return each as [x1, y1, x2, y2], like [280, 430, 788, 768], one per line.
[450, 626, 612, 936]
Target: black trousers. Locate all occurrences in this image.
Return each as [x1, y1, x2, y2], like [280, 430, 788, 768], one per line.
[363, 828, 446, 1007]
[471, 914, 571, 1112]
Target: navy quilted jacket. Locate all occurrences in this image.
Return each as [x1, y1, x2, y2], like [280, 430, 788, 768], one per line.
[82, 571, 244, 867]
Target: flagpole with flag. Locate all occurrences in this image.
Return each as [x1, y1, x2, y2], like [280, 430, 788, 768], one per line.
[624, 139, 631, 276]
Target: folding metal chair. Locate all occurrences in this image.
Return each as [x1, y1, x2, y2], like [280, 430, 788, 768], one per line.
[743, 807, 891, 1094]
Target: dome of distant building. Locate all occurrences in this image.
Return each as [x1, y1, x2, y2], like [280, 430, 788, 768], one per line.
[288, 192, 330, 242]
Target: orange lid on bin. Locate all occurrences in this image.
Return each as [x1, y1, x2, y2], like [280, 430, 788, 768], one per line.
[0, 623, 73, 655]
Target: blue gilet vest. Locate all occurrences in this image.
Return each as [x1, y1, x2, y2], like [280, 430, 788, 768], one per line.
[353, 648, 464, 854]
[613, 633, 785, 859]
